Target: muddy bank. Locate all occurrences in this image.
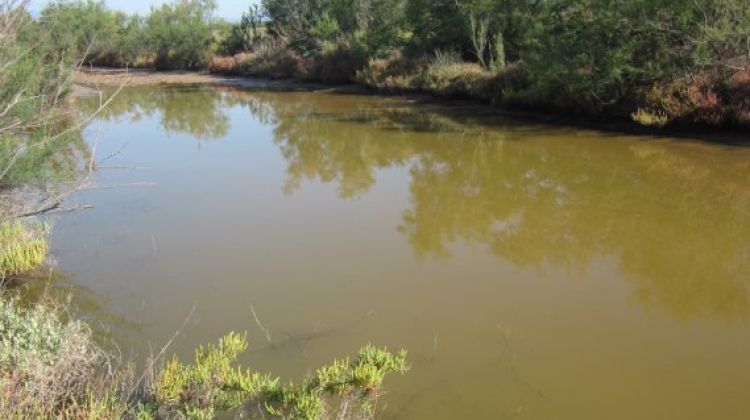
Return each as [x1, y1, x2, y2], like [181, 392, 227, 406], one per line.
[73, 68, 749, 146]
[74, 68, 367, 93]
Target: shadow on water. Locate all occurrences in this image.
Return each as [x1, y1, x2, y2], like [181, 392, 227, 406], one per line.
[5, 268, 143, 349]
[78, 85, 750, 324]
[324, 88, 750, 147]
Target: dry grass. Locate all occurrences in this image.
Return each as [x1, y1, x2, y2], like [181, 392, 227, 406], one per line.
[355, 52, 425, 92]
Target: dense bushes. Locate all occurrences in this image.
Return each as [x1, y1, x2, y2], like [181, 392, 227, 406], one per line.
[249, 0, 750, 126]
[146, 0, 217, 70]
[31, 0, 750, 126]
[40, 0, 143, 67]
[1, 1, 85, 195]
[39, 0, 220, 69]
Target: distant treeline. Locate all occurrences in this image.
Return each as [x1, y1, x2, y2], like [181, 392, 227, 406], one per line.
[38, 0, 750, 127]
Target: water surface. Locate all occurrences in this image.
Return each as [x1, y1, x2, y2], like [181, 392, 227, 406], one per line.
[49, 85, 750, 419]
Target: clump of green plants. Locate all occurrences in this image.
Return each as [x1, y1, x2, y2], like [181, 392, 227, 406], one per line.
[152, 333, 409, 419]
[0, 221, 49, 281]
[263, 343, 409, 419]
[153, 332, 274, 418]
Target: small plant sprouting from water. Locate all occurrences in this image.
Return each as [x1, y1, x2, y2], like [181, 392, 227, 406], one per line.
[0, 220, 49, 281]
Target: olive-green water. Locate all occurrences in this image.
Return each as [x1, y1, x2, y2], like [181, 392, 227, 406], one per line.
[50, 85, 750, 419]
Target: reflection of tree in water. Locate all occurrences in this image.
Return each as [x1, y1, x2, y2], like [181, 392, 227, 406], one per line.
[235, 91, 470, 198]
[0, 116, 91, 218]
[0, 117, 90, 189]
[227, 89, 750, 323]
[405, 135, 750, 322]
[77, 86, 232, 140]
[76, 86, 750, 321]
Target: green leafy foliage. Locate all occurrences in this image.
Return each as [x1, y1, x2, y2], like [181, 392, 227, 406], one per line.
[39, 0, 220, 69]
[260, 0, 750, 125]
[154, 332, 274, 418]
[0, 296, 78, 367]
[262, 0, 410, 57]
[145, 0, 218, 70]
[219, 5, 265, 54]
[0, 2, 83, 192]
[151, 332, 409, 419]
[40, 0, 144, 66]
[34, 0, 750, 125]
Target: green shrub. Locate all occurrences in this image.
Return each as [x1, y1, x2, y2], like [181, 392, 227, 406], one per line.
[0, 296, 123, 418]
[153, 332, 409, 419]
[1, 1, 86, 194]
[220, 5, 265, 55]
[0, 297, 85, 368]
[154, 332, 274, 418]
[308, 41, 368, 84]
[40, 0, 145, 67]
[146, 0, 218, 70]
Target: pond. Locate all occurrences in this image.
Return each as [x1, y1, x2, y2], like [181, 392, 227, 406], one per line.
[47, 85, 750, 419]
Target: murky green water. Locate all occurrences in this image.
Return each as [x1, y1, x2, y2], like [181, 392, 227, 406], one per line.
[49, 85, 750, 419]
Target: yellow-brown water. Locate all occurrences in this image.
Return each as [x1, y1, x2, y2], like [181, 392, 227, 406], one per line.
[50, 86, 750, 419]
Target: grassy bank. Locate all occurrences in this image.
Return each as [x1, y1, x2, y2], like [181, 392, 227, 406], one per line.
[0, 293, 408, 419]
